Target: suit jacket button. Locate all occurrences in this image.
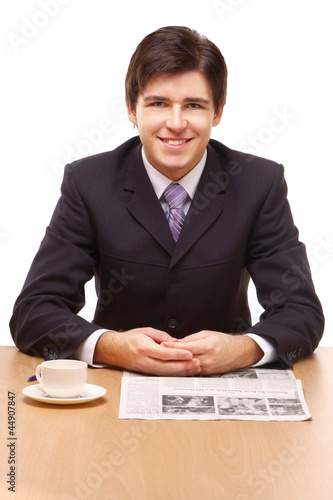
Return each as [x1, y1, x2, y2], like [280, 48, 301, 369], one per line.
[167, 319, 178, 329]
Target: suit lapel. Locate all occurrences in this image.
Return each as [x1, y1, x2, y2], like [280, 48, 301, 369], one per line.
[170, 144, 226, 268]
[124, 144, 175, 256]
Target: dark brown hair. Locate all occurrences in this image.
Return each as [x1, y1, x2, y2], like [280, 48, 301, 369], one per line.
[125, 26, 227, 112]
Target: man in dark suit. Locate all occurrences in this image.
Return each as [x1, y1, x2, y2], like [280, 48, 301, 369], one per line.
[10, 26, 324, 376]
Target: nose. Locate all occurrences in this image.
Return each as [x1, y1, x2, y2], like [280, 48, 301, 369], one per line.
[165, 106, 187, 131]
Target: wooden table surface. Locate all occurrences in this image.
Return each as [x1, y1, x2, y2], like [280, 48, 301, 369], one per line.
[1, 346, 332, 500]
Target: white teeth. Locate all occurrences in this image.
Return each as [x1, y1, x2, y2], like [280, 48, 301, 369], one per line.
[163, 139, 188, 145]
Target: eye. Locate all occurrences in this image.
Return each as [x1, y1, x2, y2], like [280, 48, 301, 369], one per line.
[187, 103, 202, 110]
[150, 101, 167, 108]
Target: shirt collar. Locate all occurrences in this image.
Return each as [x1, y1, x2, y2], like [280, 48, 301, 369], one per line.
[141, 147, 207, 200]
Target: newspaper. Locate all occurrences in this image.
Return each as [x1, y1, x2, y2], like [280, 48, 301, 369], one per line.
[118, 368, 311, 421]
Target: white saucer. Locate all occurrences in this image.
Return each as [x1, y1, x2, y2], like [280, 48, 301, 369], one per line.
[22, 383, 107, 405]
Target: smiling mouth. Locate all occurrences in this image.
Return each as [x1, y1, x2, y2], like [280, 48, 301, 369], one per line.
[160, 138, 192, 145]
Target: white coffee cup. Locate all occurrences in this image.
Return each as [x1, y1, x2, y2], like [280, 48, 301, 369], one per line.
[35, 359, 87, 398]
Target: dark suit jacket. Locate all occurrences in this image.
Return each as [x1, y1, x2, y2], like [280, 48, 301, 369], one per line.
[10, 137, 324, 366]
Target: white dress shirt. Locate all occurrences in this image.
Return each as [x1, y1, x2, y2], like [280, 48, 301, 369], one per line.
[75, 147, 278, 367]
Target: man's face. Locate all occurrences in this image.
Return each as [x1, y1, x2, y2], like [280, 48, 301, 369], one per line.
[127, 71, 223, 181]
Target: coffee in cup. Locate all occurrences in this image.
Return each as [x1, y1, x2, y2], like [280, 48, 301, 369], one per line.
[35, 359, 87, 398]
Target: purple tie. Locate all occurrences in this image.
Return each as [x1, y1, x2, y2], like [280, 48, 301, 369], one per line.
[163, 183, 188, 242]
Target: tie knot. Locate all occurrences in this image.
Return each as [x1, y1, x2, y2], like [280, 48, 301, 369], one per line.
[163, 183, 188, 210]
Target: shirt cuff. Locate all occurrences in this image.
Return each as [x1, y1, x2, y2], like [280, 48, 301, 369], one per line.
[74, 329, 111, 367]
[245, 333, 278, 367]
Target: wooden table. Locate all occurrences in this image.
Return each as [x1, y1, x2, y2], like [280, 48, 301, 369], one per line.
[1, 346, 332, 500]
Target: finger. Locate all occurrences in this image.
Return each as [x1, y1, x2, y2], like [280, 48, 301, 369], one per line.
[140, 328, 178, 344]
[161, 340, 205, 356]
[178, 331, 210, 342]
[152, 344, 195, 362]
[144, 358, 202, 377]
[160, 341, 181, 347]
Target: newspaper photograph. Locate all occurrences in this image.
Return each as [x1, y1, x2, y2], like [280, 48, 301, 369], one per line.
[118, 368, 311, 421]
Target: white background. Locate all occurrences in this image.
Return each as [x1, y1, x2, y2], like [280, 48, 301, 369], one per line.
[1, 0, 332, 347]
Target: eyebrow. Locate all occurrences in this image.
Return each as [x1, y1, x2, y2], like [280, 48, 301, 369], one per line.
[143, 95, 211, 105]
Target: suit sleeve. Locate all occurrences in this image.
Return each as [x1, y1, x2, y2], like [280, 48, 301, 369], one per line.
[246, 164, 324, 367]
[9, 164, 103, 360]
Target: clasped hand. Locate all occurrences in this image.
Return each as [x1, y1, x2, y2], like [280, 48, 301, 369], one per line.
[94, 328, 263, 376]
[162, 330, 263, 375]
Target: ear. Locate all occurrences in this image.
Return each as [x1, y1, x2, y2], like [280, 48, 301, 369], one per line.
[127, 103, 137, 125]
[212, 107, 224, 127]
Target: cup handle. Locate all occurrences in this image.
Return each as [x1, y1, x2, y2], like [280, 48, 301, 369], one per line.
[36, 365, 42, 383]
